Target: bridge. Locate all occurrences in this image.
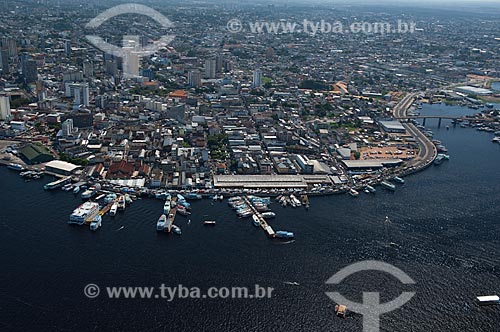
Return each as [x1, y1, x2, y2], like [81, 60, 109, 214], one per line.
[395, 115, 495, 127]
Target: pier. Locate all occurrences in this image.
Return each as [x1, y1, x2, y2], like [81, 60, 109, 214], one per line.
[243, 196, 275, 237]
[166, 197, 178, 233]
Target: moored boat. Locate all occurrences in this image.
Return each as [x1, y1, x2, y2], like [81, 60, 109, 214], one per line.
[252, 214, 261, 227]
[381, 181, 396, 191]
[157, 214, 167, 231]
[261, 212, 276, 219]
[349, 189, 359, 197]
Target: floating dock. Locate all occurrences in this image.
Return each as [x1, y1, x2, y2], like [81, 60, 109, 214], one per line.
[243, 196, 275, 237]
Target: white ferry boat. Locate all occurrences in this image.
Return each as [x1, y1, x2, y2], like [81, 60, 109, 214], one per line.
[69, 202, 100, 225]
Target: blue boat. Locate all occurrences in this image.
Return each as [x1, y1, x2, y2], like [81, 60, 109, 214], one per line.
[275, 231, 294, 239]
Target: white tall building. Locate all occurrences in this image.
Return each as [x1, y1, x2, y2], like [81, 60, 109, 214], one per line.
[252, 69, 262, 88]
[0, 95, 11, 120]
[65, 82, 90, 107]
[205, 59, 216, 79]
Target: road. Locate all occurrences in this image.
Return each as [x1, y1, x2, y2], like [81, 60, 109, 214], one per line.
[393, 93, 437, 168]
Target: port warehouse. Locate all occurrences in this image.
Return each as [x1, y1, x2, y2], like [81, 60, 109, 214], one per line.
[213, 175, 333, 189]
[341, 159, 403, 173]
[19, 143, 54, 164]
[45, 160, 82, 176]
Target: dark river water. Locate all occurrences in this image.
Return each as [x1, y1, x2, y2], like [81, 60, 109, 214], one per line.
[1, 103, 499, 332]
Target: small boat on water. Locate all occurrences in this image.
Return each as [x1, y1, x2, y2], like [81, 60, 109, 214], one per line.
[117, 195, 126, 210]
[434, 154, 450, 165]
[73, 186, 80, 194]
[252, 214, 261, 227]
[349, 189, 359, 197]
[7, 163, 24, 171]
[381, 181, 396, 191]
[203, 220, 216, 226]
[104, 193, 117, 204]
[393, 176, 405, 184]
[261, 212, 276, 219]
[172, 225, 182, 235]
[157, 214, 167, 231]
[184, 192, 202, 200]
[366, 185, 376, 193]
[477, 295, 500, 306]
[275, 231, 294, 239]
[81, 187, 97, 199]
[90, 218, 102, 231]
[109, 203, 118, 216]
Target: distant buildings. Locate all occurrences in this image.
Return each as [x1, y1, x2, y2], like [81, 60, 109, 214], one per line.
[252, 69, 262, 88]
[188, 70, 202, 88]
[0, 95, 10, 120]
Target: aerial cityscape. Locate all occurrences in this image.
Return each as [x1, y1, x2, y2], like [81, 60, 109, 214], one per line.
[1, 0, 499, 331]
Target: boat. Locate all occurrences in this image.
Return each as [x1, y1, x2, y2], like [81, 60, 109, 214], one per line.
[349, 189, 359, 197]
[335, 304, 347, 318]
[81, 187, 97, 199]
[164, 195, 172, 214]
[477, 295, 500, 306]
[252, 214, 261, 227]
[109, 203, 118, 216]
[485, 103, 494, 108]
[7, 163, 24, 171]
[117, 195, 126, 210]
[125, 194, 134, 205]
[212, 194, 219, 201]
[261, 212, 276, 219]
[366, 185, 376, 193]
[381, 181, 396, 191]
[156, 214, 167, 231]
[69, 202, 100, 225]
[393, 176, 405, 184]
[434, 154, 445, 165]
[203, 220, 216, 226]
[104, 193, 117, 204]
[184, 192, 202, 200]
[90, 217, 102, 231]
[73, 186, 80, 194]
[172, 225, 182, 235]
[44, 177, 71, 190]
[177, 205, 191, 216]
[275, 231, 294, 239]
[492, 137, 500, 143]
[62, 183, 73, 191]
[436, 145, 448, 153]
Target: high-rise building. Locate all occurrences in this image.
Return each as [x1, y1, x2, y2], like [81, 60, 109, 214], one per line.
[0, 95, 11, 121]
[188, 70, 202, 88]
[64, 40, 72, 57]
[65, 82, 90, 106]
[205, 59, 216, 79]
[215, 54, 224, 73]
[21, 57, 37, 84]
[0, 49, 9, 74]
[1, 38, 17, 58]
[83, 60, 94, 78]
[61, 119, 74, 137]
[252, 69, 262, 88]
